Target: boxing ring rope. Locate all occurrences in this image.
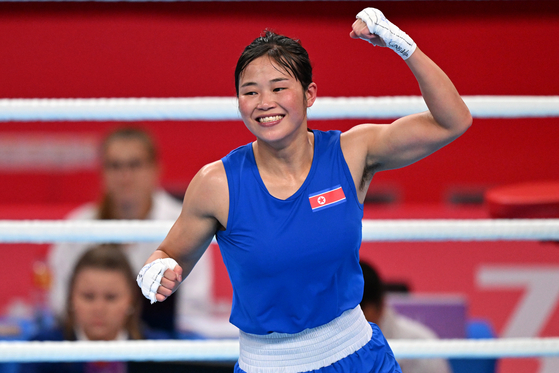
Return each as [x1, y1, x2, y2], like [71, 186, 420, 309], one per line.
[0, 219, 558, 243]
[1, 338, 559, 362]
[1, 219, 559, 361]
[2, 95, 559, 363]
[1, 96, 559, 121]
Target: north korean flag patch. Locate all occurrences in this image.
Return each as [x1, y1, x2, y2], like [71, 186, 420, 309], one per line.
[309, 185, 346, 212]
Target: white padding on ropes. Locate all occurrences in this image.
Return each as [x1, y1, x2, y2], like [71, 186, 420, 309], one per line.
[360, 219, 559, 242]
[0, 97, 240, 122]
[1, 338, 559, 362]
[0, 339, 239, 363]
[390, 338, 559, 359]
[0, 220, 173, 243]
[0, 96, 558, 121]
[0, 219, 558, 243]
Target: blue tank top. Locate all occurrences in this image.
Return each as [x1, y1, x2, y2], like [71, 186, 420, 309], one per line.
[216, 130, 364, 335]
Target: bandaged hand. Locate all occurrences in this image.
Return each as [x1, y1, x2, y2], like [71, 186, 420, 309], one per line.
[353, 8, 416, 60]
[136, 258, 181, 304]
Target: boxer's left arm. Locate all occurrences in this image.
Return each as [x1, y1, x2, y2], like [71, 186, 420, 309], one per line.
[345, 8, 472, 173]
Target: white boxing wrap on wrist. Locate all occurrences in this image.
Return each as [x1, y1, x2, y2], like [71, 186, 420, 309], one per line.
[136, 258, 178, 304]
[356, 8, 417, 60]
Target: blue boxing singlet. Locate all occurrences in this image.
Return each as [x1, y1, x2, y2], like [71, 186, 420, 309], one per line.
[215, 129, 364, 335]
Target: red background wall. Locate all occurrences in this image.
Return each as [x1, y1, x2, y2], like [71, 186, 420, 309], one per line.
[1, 1, 558, 205]
[0, 2, 558, 372]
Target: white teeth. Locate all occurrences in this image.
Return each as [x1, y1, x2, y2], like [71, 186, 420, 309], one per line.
[259, 115, 283, 123]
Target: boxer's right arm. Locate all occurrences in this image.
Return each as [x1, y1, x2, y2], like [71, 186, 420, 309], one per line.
[138, 160, 229, 303]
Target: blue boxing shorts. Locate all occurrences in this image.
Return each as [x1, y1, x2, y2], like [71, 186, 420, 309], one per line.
[234, 306, 401, 373]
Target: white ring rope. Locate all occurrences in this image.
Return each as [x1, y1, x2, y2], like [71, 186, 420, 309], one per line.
[1, 96, 558, 121]
[1, 338, 559, 362]
[0, 219, 558, 243]
[1, 220, 558, 363]
[390, 338, 559, 359]
[0, 339, 239, 363]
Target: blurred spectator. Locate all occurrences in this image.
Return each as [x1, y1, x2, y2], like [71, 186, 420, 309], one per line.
[360, 260, 452, 373]
[48, 127, 213, 335]
[20, 244, 170, 373]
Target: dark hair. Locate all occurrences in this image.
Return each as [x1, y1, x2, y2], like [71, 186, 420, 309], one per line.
[235, 30, 313, 96]
[360, 260, 385, 309]
[64, 244, 143, 340]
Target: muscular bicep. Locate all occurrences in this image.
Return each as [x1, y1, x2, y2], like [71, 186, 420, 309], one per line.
[342, 112, 464, 196]
[349, 112, 462, 173]
[375, 112, 463, 170]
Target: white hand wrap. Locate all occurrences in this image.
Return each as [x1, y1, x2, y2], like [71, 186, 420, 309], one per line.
[356, 8, 417, 60]
[136, 258, 178, 304]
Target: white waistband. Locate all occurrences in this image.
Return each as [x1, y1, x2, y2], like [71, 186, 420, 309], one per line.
[238, 305, 373, 373]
